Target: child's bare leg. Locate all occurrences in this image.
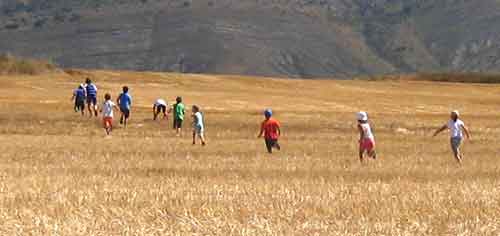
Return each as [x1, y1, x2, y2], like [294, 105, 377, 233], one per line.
[359, 149, 364, 163]
[192, 131, 196, 145]
[200, 133, 206, 146]
[454, 150, 462, 164]
[368, 150, 377, 159]
[87, 104, 92, 117]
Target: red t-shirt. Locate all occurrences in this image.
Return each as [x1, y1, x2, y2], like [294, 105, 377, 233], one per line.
[261, 118, 280, 139]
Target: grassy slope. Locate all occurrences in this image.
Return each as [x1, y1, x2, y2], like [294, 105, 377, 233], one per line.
[0, 71, 499, 235]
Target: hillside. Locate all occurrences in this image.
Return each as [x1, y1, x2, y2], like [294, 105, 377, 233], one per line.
[1, 70, 500, 234]
[1, 1, 500, 78]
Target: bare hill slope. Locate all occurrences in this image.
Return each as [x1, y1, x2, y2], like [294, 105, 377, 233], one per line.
[2, 0, 500, 78]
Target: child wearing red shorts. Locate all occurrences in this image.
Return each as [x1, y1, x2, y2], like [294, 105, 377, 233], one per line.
[357, 111, 377, 162]
[100, 93, 118, 135]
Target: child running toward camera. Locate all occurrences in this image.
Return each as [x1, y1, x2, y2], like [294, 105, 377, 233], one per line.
[357, 111, 377, 162]
[71, 84, 86, 116]
[433, 110, 471, 164]
[192, 105, 206, 146]
[100, 93, 119, 135]
[258, 109, 281, 154]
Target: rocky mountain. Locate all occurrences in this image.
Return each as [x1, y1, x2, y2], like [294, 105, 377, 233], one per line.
[1, 0, 500, 78]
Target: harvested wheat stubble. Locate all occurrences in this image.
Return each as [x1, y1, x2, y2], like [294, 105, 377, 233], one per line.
[0, 71, 499, 235]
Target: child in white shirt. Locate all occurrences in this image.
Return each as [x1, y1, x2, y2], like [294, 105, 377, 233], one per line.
[357, 111, 377, 162]
[433, 110, 471, 164]
[100, 93, 119, 135]
[192, 105, 206, 146]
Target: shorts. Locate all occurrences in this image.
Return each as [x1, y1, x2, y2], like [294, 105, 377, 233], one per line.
[360, 138, 375, 151]
[87, 96, 97, 106]
[265, 138, 280, 153]
[450, 137, 462, 156]
[194, 125, 204, 135]
[120, 107, 130, 118]
[75, 99, 85, 110]
[155, 104, 166, 114]
[103, 117, 113, 128]
[173, 118, 183, 129]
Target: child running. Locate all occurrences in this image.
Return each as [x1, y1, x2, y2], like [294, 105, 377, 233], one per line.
[85, 78, 99, 117]
[433, 110, 471, 164]
[192, 105, 206, 146]
[357, 111, 377, 162]
[71, 84, 86, 116]
[153, 98, 169, 120]
[173, 97, 185, 136]
[258, 109, 281, 154]
[100, 93, 119, 135]
[117, 86, 132, 127]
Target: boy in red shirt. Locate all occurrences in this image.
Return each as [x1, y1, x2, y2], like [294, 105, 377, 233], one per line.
[258, 109, 281, 154]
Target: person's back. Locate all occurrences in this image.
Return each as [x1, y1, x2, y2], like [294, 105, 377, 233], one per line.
[86, 83, 97, 97]
[262, 118, 280, 140]
[119, 92, 132, 110]
[75, 87, 85, 99]
[102, 100, 115, 118]
[194, 111, 204, 129]
[359, 122, 374, 140]
[175, 102, 185, 120]
[447, 119, 465, 138]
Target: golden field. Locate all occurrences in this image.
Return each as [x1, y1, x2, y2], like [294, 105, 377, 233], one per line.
[0, 71, 499, 235]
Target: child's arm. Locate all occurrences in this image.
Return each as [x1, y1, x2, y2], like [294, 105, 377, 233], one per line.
[462, 124, 471, 139]
[257, 122, 264, 138]
[357, 124, 363, 141]
[71, 93, 75, 101]
[433, 125, 447, 137]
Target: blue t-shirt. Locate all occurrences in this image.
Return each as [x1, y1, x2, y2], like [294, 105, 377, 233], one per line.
[119, 92, 132, 110]
[74, 88, 86, 101]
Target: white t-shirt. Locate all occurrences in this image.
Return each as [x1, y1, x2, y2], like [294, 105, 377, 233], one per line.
[155, 99, 167, 106]
[102, 100, 116, 118]
[447, 119, 465, 138]
[194, 112, 204, 129]
[360, 123, 374, 139]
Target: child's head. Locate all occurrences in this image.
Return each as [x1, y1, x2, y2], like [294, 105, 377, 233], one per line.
[451, 110, 459, 121]
[357, 111, 368, 123]
[122, 86, 129, 93]
[192, 105, 200, 113]
[105, 93, 111, 101]
[85, 78, 91, 84]
[176, 96, 182, 103]
[264, 109, 273, 119]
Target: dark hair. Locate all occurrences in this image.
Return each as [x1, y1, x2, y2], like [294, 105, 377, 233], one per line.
[105, 93, 111, 100]
[192, 105, 199, 112]
[85, 78, 91, 84]
[176, 96, 182, 103]
[122, 86, 129, 93]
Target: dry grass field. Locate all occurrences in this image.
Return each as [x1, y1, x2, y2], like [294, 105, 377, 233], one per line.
[1, 70, 500, 235]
